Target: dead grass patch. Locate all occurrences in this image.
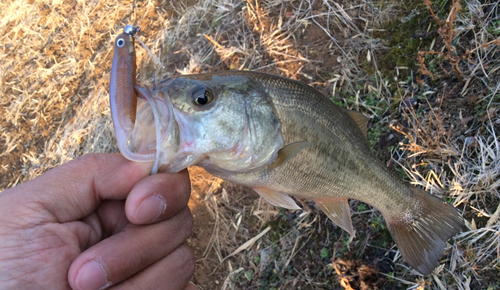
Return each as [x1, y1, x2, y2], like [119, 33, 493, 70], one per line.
[1, 0, 500, 289]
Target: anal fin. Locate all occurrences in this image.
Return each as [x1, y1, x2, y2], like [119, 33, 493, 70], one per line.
[314, 198, 355, 236]
[253, 187, 301, 210]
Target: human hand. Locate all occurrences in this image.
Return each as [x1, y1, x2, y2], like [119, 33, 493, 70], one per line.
[0, 154, 197, 290]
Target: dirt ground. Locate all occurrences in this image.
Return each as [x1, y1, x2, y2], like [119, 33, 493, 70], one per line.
[1, 0, 500, 289]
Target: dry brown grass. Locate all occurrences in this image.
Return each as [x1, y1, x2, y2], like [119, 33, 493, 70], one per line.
[0, 0, 165, 189]
[389, 1, 500, 287]
[1, 0, 500, 289]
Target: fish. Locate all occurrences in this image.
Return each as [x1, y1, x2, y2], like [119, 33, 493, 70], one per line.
[109, 30, 464, 275]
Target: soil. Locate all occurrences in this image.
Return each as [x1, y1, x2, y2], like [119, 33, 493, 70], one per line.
[186, 167, 225, 289]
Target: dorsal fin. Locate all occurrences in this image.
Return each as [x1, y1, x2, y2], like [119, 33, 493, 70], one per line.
[343, 108, 369, 138]
[271, 141, 313, 169]
[313, 198, 355, 236]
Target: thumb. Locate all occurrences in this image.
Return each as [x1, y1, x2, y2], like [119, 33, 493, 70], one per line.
[3, 153, 153, 223]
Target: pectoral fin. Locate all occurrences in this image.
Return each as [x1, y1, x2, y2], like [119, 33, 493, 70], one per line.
[313, 198, 355, 236]
[271, 141, 313, 169]
[253, 187, 301, 210]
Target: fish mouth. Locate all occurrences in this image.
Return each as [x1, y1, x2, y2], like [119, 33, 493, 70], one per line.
[129, 80, 208, 174]
[109, 90, 157, 164]
[132, 82, 200, 174]
[126, 96, 157, 159]
[130, 84, 175, 174]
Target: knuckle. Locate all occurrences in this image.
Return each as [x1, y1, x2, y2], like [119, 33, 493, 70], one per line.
[74, 153, 104, 169]
[177, 245, 196, 277]
[182, 175, 192, 198]
[81, 212, 104, 248]
[162, 207, 192, 246]
[157, 171, 191, 206]
[175, 170, 192, 203]
[181, 207, 194, 235]
[170, 207, 193, 241]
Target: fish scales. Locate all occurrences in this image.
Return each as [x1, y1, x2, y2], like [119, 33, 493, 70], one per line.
[236, 73, 414, 216]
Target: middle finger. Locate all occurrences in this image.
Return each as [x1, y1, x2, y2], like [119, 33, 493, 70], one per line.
[125, 169, 191, 225]
[68, 206, 193, 290]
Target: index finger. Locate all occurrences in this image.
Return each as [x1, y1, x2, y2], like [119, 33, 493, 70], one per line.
[3, 153, 153, 223]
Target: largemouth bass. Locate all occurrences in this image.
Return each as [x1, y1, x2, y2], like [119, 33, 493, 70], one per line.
[110, 28, 464, 275]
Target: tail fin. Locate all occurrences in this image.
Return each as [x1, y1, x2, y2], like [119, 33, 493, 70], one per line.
[385, 188, 464, 275]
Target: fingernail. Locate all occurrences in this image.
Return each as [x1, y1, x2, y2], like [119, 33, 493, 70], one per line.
[136, 193, 166, 223]
[75, 260, 110, 290]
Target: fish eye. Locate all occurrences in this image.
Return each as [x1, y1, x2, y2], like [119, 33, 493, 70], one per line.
[193, 88, 214, 106]
[117, 38, 125, 48]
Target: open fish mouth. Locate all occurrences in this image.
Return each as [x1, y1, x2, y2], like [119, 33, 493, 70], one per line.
[119, 79, 201, 175]
[111, 80, 177, 174]
[132, 82, 184, 174]
[126, 96, 157, 158]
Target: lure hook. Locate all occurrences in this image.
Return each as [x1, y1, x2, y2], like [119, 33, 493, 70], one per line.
[124, 24, 164, 68]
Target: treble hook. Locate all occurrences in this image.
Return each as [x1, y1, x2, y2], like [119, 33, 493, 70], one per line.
[125, 25, 164, 68]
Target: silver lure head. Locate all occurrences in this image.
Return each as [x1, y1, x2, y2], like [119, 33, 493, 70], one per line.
[124, 25, 140, 36]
